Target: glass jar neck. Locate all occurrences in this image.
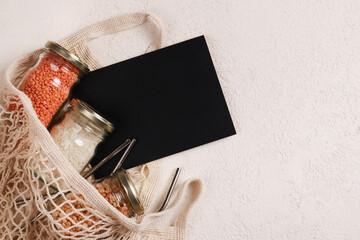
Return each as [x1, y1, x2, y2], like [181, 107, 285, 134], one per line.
[44, 49, 81, 76]
[67, 108, 108, 138]
[113, 192, 135, 217]
[110, 177, 136, 217]
[111, 170, 144, 215]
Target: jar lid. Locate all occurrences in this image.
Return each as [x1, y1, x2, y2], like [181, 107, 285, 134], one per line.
[116, 169, 144, 215]
[72, 99, 114, 133]
[45, 41, 89, 75]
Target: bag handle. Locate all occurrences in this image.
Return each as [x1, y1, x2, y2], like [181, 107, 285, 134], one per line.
[59, 12, 163, 71]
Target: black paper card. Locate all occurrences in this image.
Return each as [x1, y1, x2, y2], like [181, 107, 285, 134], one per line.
[72, 36, 236, 178]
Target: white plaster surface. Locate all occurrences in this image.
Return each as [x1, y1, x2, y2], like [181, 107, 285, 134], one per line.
[2, 0, 360, 239]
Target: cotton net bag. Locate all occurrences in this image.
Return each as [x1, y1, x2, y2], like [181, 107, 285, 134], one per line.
[0, 13, 202, 240]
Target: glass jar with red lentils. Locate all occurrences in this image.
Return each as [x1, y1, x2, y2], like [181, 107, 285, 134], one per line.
[18, 41, 89, 127]
[93, 169, 144, 217]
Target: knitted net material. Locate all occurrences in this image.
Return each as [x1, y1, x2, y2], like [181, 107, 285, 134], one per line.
[0, 13, 202, 240]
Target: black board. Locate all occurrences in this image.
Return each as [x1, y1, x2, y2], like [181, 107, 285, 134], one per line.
[72, 36, 236, 178]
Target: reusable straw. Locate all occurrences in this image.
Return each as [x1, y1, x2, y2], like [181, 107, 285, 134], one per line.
[82, 138, 131, 179]
[158, 168, 181, 212]
[111, 139, 137, 174]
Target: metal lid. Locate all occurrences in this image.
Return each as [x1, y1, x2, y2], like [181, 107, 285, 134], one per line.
[115, 169, 144, 215]
[45, 41, 89, 74]
[72, 99, 114, 133]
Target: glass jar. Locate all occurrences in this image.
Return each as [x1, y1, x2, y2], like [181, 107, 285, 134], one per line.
[50, 99, 114, 173]
[93, 169, 144, 217]
[18, 41, 89, 126]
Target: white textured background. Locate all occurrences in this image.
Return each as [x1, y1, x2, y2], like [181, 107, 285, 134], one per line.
[2, 0, 360, 239]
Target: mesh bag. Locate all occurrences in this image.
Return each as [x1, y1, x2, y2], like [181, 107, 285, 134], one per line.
[0, 13, 202, 240]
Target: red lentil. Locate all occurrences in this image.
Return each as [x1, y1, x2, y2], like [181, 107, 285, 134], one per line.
[18, 42, 88, 126]
[18, 50, 79, 126]
[92, 169, 144, 217]
[49, 170, 143, 235]
[93, 178, 134, 217]
[50, 193, 104, 237]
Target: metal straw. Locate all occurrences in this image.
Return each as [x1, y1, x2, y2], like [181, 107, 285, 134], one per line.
[158, 168, 181, 212]
[20, 212, 43, 232]
[111, 139, 136, 174]
[82, 138, 131, 179]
